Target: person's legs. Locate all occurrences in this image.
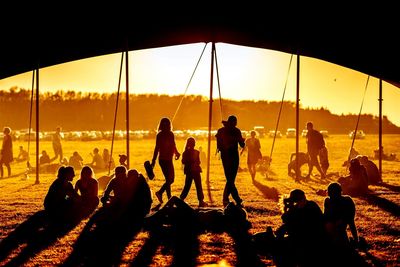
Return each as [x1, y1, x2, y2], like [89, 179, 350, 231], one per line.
[193, 172, 205, 203]
[5, 163, 11, 177]
[307, 153, 318, 177]
[159, 160, 175, 200]
[0, 161, 3, 178]
[224, 152, 241, 205]
[248, 163, 256, 180]
[180, 175, 193, 200]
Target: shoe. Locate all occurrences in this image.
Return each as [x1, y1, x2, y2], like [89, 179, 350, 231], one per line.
[155, 191, 163, 203]
[198, 201, 208, 208]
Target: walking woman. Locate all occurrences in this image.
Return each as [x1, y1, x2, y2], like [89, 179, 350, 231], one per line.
[151, 117, 181, 203]
[241, 130, 262, 181]
[1, 127, 13, 178]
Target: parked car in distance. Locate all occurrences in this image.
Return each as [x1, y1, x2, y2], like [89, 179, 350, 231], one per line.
[268, 130, 282, 138]
[301, 129, 308, 138]
[320, 130, 329, 138]
[286, 128, 296, 138]
[349, 130, 366, 139]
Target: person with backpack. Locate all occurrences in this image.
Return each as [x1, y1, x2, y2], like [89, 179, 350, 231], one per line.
[305, 121, 326, 179]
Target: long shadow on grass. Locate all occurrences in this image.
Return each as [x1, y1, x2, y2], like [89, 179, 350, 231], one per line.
[131, 208, 263, 266]
[378, 182, 400, 193]
[362, 193, 400, 217]
[0, 210, 79, 267]
[62, 207, 144, 267]
[252, 180, 280, 202]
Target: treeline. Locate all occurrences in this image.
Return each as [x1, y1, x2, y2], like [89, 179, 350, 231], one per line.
[0, 87, 399, 134]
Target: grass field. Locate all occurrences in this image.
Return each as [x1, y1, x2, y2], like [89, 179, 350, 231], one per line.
[0, 134, 399, 266]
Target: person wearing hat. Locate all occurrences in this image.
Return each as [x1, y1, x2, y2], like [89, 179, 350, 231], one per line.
[118, 154, 128, 168]
[215, 115, 245, 207]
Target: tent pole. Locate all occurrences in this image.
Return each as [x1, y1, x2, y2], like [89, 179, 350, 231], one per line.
[35, 66, 40, 184]
[125, 49, 130, 168]
[295, 54, 300, 181]
[206, 42, 215, 203]
[378, 79, 383, 178]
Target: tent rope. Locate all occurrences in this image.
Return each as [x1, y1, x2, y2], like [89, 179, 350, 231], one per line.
[171, 43, 208, 123]
[108, 52, 125, 175]
[269, 54, 294, 163]
[214, 46, 224, 121]
[26, 69, 35, 169]
[346, 75, 370, 172]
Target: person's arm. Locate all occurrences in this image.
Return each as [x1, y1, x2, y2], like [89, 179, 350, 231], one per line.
[151, 134, 160, 167]
[238, 130, 245, 148]
[240, 140, 247, 155]
[101, 179, 114, 205]
[172, 134, 180, 160]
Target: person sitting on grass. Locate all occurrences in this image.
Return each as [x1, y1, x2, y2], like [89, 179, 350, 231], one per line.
[75, 165, 99, 218]
[144, 195, 250, 234]
[338, 158, 369, 197]
[44, 166, 80, 223]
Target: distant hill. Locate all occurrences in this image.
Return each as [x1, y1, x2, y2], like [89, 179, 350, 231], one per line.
[0, 87, 399, 134]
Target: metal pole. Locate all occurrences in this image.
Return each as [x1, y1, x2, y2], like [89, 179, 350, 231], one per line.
[35, 66, 40, 184]
[378, 79, 383, 178]
[295, 54, 300, 181]
[125, 50, 130, 168]
[206, 42, 215, 203]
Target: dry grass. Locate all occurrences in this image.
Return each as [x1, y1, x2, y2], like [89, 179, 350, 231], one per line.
[0, 135, 399, 266]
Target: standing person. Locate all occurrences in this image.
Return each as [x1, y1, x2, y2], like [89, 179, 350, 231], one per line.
[52, 126, 63, 163]
[0, 127, 13, 178]
[180, 137, 208, 207]
[75, 166, 99, 218]
[151, 117, 181, 203]
[241, 130, 262, 181]
[215, 115, 245, 207]
[305, 121, 326, 179]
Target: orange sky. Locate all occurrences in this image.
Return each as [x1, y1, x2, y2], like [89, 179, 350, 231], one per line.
[0, 43, 399, 126]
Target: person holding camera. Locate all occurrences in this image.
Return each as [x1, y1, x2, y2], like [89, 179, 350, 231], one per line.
[274, 189, 327, 266]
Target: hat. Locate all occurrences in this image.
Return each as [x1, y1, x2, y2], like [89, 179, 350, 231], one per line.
[287, 189, 305, 202]
[222, 115, 237, 126]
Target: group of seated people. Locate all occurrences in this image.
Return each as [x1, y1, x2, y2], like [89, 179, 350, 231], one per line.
[253, 183, 362, 266]
[43, 163, 151, 226]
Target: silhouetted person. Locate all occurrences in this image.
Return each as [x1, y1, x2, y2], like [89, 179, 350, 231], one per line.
[338, 158, 369, 197]
[44, 166, 80, 222]
[180, 137, 208, 207]
[102, 148, 115, 171]
[101, 165, 128, 209]
[16, 145, 29, 162]
[305, 121, 326, 179]
[343, 147, 360, 167]
[274, 189, 327, 267]
[125, 169, 153, 219]
[323, 182, 366, 267]
[145, 195, 250, 234]
[288, 152, 309, 178]
[357, 155, 382, 185]
[118, 154, 128, 168]
[69, 151, 83, 170]
[151, 117, 181, 203]
[89, 147, 105, 170]
[0, 127, 13, 178]
[198, 146, 207, 169]
[324, 182, 358, 247]
[52, 126, 63, 163]
[215, 115, 245, 207]
[39, 150, 51, 165]
[75, 166, 99, 218]
[241, 130, 262, 181]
